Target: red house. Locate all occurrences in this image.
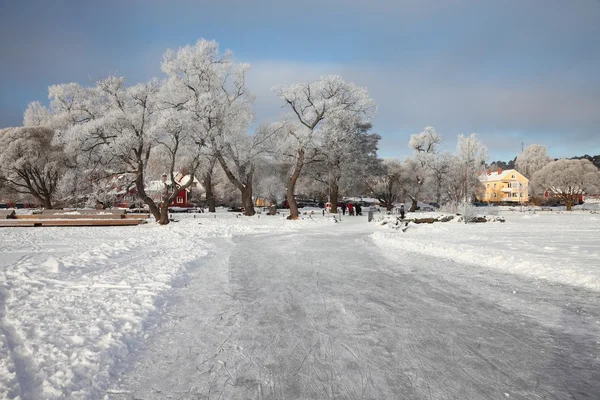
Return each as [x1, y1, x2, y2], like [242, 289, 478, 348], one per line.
[146, 172, 204, 208]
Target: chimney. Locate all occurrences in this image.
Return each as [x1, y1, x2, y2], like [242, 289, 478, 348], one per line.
[487, 169, 491, 175]
[497, 168, 502, 174]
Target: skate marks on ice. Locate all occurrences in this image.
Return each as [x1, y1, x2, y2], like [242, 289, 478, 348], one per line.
[113, 230, 600, 399]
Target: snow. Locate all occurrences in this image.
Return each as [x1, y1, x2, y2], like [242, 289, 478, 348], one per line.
[372, 210, 600, 291]
[0, 212, 313, 398]
[1, 209, 599, 398]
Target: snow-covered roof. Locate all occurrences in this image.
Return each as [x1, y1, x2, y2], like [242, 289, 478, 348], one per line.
[175, 173, 201, 187]
[479, 169, 527, 182]
[146, 173, 205, 194]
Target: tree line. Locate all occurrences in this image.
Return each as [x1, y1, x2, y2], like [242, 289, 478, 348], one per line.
[1, 39, 599, 221]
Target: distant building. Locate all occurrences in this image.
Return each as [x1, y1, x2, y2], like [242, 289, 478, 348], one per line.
[145, 172, 205, 208]
[479, 168, 529, 204]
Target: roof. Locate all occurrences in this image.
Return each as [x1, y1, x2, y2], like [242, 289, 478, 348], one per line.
[479, 169, 528, 182]
[146, 173, 205, 194]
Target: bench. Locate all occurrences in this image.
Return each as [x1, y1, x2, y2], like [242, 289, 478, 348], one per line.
[123, 213, 151, 219]
[22, 214, 123, 220]
[0, 220, 37, 227]
[41, 209, 125, 216]
[0, 219, 144, 227]
[0, 209, 16, 219]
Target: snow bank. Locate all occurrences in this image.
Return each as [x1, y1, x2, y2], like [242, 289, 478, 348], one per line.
[0, 211, 307, 398]
[372, 211, 600, 291]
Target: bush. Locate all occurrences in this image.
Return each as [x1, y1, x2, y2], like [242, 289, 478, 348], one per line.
[459, 202, 478, 224]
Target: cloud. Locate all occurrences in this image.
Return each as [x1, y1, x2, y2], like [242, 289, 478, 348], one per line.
[1, 0, 598, 161]
[245, 59, 600, 161]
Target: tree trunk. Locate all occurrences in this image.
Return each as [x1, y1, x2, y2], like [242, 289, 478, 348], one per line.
[43, 197, 53, 210]
[410, 198, 418, 212]
[135, 172, 163, 224]
[214, 151, 255, 217]
[203, 174, 216, 212]
[241, 184, 255, 216]
[565, 196, 573, 211]
[158, 203, 170, 225]
[330, 182, 339, 214]
[287, 150, 304, 220]
[286, 184, 299, 220]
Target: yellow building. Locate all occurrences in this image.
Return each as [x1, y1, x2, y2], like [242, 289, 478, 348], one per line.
[479, 168, 529, 204]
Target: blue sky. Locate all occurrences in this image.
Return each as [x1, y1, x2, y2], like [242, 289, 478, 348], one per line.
[1, 0, 599, 161]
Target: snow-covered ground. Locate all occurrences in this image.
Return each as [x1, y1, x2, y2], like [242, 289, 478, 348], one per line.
[0, 211, 326, 398]
[1, 208, 599, 398]
[373, 209, 600, 291]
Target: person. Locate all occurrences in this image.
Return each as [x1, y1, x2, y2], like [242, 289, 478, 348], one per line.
[348, 203, 354, 216]
[355, 204, 362, 216]
[341, 203, 347, 215]
[399, 204, 405, 219]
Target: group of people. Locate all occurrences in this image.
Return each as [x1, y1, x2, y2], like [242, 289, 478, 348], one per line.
[340, 203, 362, 216]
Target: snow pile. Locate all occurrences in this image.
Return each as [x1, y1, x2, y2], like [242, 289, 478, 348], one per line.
[372, 211, 600, 291]
[0, 212, 306, 398]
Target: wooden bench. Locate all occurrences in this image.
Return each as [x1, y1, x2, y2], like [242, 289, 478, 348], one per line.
[41, 209, 125, 216]
[41, 214, 123, 220]
[0, 220, 37, 227]
[123, 213, 151, 219]
[0, 219, 144, 227]
[0, 209, 16, 219]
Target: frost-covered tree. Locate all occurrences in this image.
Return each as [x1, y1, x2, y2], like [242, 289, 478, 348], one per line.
[212, 123, 282, 216]
[0, 127, 70, 209]
[443, 156, 468, 204]
[307, 118, 380, 212]
[400, 156, 428, 211]
[255, 175, 286, 206]
[201, 154, 218, 212]
[532, 158, 600, 211]
[273, 75, 376, 219]
[52, 76, 201, 224]
[23, 101, 53, 127]
[409, 126, 442, 154]
[454, 133, 488, 202]
[515, 144, 552, 179]
[403, 126, 443, 211]
[364, 159, 403, 211]
[427, 151, 452, 206]
[161, 39, 262, 216]
[406, 126, 452, 206]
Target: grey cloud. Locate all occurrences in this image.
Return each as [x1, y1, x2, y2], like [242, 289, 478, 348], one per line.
[245, 60, 600, 161]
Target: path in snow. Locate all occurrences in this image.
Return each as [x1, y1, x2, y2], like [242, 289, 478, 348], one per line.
[112, 222, 600, 399]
